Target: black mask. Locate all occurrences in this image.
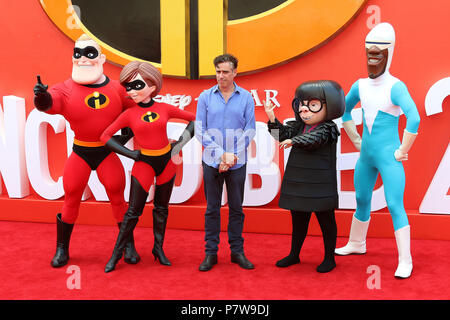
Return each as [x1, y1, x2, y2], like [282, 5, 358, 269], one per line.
[124, 80, 147, 92]
[73, 46, 99, 59]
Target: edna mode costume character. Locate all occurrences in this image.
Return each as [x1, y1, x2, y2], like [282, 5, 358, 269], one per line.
[266, 80, 345, 273]
[33, 34, 139, 268]
[335, 23, 420, 279]
[101, 61, 195, 273]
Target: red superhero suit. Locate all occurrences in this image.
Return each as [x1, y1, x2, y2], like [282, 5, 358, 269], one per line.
[33, 35, 141, 268]
[46, 77, 134, 223]
[101, 99, 195, 272]
[101, 100, 195, 190]
[33, 76, 140, 268]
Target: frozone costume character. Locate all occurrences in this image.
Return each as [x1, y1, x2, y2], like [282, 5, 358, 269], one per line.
[33, 34, 139, 268]
[101, 61, 195, 273]
[265, 80, 344, 273]
[335, 23, 420, 279]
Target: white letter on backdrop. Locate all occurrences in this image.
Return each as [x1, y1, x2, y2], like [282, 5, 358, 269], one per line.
[420, 77, 450, 214]
[264, 90, 280, 107]
[243, 121, 281, 206]
[0, 96, 29, 198]
[250, 89, 263, 107]
[25, 109, 65, 200]
[167, 122, 202, 203]
[334, 109, 386, 210]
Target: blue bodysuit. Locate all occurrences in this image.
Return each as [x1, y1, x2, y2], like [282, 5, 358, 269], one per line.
[344, 72, 420, 231]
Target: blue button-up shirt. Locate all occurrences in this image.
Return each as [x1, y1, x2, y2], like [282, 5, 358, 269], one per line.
[195, 83, 256, 170]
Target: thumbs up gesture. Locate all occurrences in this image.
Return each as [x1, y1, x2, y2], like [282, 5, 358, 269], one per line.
[34, 75, 49, 95]
[33, 75, 53, 111]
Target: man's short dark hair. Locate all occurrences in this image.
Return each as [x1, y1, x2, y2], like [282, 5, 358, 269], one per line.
[213, 54, 238, 69]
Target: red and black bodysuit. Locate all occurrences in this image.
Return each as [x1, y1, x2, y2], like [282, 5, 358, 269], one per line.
[33, 74, 141, 268]
[101, 99, 195, 191]
[44, 77, 135, 224]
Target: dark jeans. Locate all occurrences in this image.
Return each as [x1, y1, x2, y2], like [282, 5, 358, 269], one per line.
[202, 162, 247, 255]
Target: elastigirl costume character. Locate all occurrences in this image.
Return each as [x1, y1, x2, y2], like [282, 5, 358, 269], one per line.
[265, 80, 345, 273]
[335, 23, 420, 279]
[101, 61, 195, 273]
[33, 34, 139, 268]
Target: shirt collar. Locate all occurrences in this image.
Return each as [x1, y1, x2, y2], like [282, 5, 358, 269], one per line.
[213, 82, 241, 94]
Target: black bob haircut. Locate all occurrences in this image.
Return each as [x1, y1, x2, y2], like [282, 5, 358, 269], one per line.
[292, 80, 345, 121]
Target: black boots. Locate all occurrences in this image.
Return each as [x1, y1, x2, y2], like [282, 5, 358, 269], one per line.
[152, 205, 171, 265]
[151, 177, 175, 266]
[105, 176, 148, 273]
[105, 216, 140, 273]
[51, 213, 140, 270]
[104, 176, 176, 272]
[51, 213, 74, 268]
[117, 222, 140, 264]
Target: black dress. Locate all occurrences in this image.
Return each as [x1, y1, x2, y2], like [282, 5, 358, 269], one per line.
[268, 118, 340, 212]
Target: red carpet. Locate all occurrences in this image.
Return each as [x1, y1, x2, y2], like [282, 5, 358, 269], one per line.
[0, 220, 449, 300]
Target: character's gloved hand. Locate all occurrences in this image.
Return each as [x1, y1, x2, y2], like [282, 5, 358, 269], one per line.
[342, 120, 361, 151]
[394, 129, 418, 162]
[34, 75, 48, 94]
[171, 121, 194, 157]
[112, 127, 135, 145]
[170, 140, 181, 156]
[33, 75, 53, 111]
[106, 138, 141, 161]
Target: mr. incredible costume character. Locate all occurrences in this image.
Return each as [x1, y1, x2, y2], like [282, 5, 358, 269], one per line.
[100, 61, 195, 273]
[33, 34, 140, 268]
[335, 23, 420, 279]
[266, 80, 345, 273]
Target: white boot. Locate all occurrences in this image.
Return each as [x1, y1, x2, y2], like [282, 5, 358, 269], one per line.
[394, 225, 413, 279]
[335, 215, 370, 255]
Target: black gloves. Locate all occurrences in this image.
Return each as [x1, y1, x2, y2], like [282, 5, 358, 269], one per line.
[171, 121, 195, 156]
[33, 75, 53, 111]
[111, 127, 135, 145]
[105, 138, 141, 161]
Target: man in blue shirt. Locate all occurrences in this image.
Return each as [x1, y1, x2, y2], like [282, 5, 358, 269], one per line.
[195, 54, 256, 271]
